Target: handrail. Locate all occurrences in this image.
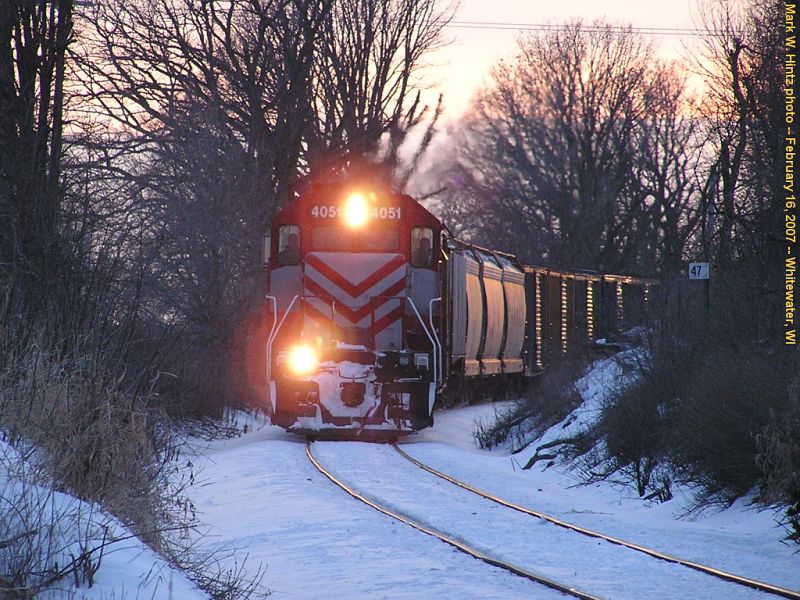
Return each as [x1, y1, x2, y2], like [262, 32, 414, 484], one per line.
[265, 295, 278, 383]
[429, 297, 442, 388]
[406, 297, 438, 391]
[266, 294, 299, 383]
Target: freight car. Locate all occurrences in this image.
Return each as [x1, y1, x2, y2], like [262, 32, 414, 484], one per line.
[264, 176, 654, 437]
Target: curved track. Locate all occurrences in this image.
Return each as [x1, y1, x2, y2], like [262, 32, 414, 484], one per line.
[305, 443, 600, 600]
[393, 443, 800, 600]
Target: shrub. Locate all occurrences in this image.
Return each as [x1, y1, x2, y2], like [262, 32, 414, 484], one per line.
[565, 267, 800, 529]
[0, 337, 177, 548]
[560, 348, 673, 499]
[0, 323, 267, 597]
[595, 381, 670, 497]
[474, 355, 586, 451]
[570, 337, 797, 508]
[0, 446, 112, 598]
[669, 349, 791, 506]
[755, 378, 800, 542]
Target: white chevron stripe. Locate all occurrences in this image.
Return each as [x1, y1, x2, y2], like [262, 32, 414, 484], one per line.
[304, 296, 366, 327]
[304, 262, 407, 305]
[303, 290, 404, 327]
[303, 253, 407, 338]
[308, 252, 401, 277]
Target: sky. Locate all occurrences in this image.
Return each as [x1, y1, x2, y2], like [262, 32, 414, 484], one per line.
[427, 0, 702, 119]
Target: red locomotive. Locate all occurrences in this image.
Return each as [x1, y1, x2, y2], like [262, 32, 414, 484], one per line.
[266, 177, 448, 437]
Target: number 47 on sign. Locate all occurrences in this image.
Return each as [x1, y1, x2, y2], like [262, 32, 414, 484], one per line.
[689, 262, 710, 280]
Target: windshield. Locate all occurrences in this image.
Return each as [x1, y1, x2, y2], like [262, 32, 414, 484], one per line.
[311, 227, 400, 252]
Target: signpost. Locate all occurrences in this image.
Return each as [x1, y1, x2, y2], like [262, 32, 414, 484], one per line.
[689, 262, 710, 314]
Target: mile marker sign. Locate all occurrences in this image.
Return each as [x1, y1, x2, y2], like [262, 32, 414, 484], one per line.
[689, 262, 710, 280]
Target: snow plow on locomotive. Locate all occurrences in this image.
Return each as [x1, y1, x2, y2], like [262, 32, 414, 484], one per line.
[264, 177, 655, 437]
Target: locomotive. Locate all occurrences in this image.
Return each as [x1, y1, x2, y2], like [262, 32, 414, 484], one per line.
[264, 176, 652, 437]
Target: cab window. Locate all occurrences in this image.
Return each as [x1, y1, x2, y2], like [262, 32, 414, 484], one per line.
[361, 228, 400, 251]
[411, 227, 434, 267]
[277, 225, 300, 265]
[312, 227, 352, 251]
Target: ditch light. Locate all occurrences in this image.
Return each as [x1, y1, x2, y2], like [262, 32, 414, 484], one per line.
[287, 344, 318, 376]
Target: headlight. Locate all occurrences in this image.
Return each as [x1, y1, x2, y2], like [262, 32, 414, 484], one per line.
[287, 345, 318, 376]
[343, 193, 369, 228]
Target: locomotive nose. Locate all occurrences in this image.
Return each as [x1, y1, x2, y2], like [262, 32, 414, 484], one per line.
[338, 325, 375, 350]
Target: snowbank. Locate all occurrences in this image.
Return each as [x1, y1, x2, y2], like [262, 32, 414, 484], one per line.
[0, 440, 204, 599]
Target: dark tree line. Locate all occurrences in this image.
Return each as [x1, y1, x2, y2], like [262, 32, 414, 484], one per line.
[431, 1, 785, 283]
[1, 0, 455, 417]
[58, 0, 454, 411]
[1, 0, 73, 314]
[693, 0, 785, 268]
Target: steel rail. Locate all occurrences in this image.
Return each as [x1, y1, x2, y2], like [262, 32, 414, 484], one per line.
[393, 443, 800, 600]
[305, 443, 601, 600]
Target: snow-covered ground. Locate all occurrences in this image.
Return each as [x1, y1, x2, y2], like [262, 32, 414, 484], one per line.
[402, 355, 800, 594]
[0, 441, 204, 600]
[181, 354, 799, 599]
[9, 352, 797, 598]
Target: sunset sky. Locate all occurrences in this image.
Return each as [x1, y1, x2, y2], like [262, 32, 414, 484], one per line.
[430, 0, 702, 119]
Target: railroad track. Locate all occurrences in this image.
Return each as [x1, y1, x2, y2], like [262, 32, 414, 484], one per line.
[392, 443, 800, 600]
[306, 442, 600, 599]
[306, 441, 799, 599]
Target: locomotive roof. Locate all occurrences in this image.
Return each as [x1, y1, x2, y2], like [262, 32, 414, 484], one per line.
[272, 181, 441, 228]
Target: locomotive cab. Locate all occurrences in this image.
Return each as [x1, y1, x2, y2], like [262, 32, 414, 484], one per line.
[266, 180, 443, 437]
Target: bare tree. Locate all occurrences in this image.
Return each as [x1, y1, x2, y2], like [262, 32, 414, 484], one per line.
[74, 0, 330, 213]
[632, 63, 703, 274]
[1, 0, 74, 310]
[68, 0, 453, 410]
[435, 21, 698, 275]
[692, 0, 784, 266]
[306, 0, 454, 176]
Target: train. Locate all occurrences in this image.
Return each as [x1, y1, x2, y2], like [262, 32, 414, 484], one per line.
[264, 175, 654, 438]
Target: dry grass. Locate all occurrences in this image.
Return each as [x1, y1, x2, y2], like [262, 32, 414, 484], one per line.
[0, 324, 268, 598]
[0, 443, 112, 598]
[0, 339, 174, 547]
[473, 355, 586, 451]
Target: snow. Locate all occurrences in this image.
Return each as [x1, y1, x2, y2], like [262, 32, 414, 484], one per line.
[0, 441, 204, 600]
[186, 431, 545, 599]
[181, 362, 799, 599]
[7, 350, 797, 598]
[335, 342, 369, 350]
[404, 353, 800, 593]
[310, 360, 377, 419]
[311, 442, 769, 599]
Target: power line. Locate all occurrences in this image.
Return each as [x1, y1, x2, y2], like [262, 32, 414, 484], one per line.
[444, 20, 719, 37]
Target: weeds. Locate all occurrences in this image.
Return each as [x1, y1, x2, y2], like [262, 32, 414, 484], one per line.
[0, 443, 111, 598]
[473, 355, 587, 451]
[0, 322, 267, 598]
[557, 270, 800, 540]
